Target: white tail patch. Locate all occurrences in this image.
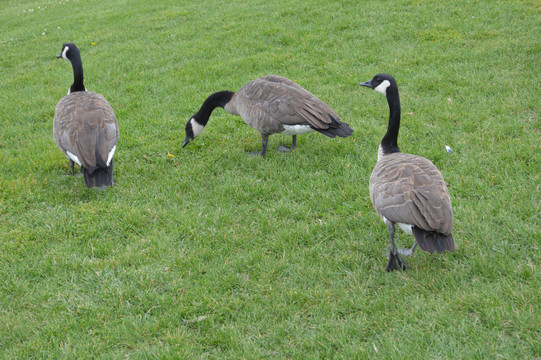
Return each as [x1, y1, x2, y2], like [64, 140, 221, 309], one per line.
[398, 222, 414, 235]
[281, 124, 314, 136]
[375, 80, 391, 95]
[106, 145, 116, 166]
[382, 215, 414, 235]
[66, 151, 81, 166]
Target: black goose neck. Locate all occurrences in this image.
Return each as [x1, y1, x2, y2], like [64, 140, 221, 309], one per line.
[381, 87, 401, 155]
[69, 50, 85, 93]
[194, 91, 234, 125]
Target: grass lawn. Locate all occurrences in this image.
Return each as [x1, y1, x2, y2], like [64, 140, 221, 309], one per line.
[1, 0, 539, 358]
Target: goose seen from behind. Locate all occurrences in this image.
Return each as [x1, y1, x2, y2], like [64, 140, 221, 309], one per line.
[54, 43, 119, 188]
[360, 73, 455, 271]
[183, 75, 353, 155]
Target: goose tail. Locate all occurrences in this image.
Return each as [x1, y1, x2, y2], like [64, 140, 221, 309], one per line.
[313, 114, 353, 138]
[81, 160, 114, 189]
[412, 227, 455, 253]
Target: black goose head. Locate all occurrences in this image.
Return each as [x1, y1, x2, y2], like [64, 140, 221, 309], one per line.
[359, 73, 397, 96]
[182, 117, 200, 147]
[57, 43, 80, 62]
[182, 91, 234, 148]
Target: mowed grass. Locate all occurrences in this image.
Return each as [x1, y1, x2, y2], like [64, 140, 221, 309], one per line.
[1, 0, 539, 358]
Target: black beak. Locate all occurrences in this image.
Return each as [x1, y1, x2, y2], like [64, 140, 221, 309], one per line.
[359, 80, 373, 88]
[182, 136, 192, 148]
[56, 53, 62, 58]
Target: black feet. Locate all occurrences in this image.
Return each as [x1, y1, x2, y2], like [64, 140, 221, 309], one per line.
[276, 145, 293, 152]
[386, 248, 408, 272]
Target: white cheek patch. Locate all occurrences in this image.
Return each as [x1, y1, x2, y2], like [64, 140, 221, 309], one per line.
[374, 80, 391, 95]
[281, 124, 314, 136]
[106, 145, 116, 167]
[66, 151, 81, 166]
[190, 118, 205, 138]
[62, 45, 69, 60]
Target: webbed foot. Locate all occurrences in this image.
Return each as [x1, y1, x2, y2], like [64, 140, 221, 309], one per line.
[277, 145, 293, 152]
[386, 248, 408, 272]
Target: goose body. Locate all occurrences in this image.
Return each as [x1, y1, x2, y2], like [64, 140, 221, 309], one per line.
[54, 43, 119, 188]
[360, 73, 454, 271]
[183, 75, 353, 155]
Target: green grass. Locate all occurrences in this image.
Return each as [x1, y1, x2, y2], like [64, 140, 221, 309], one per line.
[1, 0, 540, 358]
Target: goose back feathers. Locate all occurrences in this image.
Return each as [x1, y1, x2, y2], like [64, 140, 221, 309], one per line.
[54, 43, 119, 188]
[183, 75, 353, 155]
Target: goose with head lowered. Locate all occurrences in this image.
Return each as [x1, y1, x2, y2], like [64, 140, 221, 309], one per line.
[183, 75, 353, 155]
[54, 43, 119, 188]
[360, 73, 455, 271]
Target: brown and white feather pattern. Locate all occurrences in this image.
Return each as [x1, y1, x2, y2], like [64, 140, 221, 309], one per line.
[225, 75, 340, 135]
[370, 152, 454, 250]
[54, 91, 119, 176]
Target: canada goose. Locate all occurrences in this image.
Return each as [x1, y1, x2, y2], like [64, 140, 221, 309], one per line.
[360, 73, 455, 271]
[182, 75, 353, 155]
[54, 43, 119, 188]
